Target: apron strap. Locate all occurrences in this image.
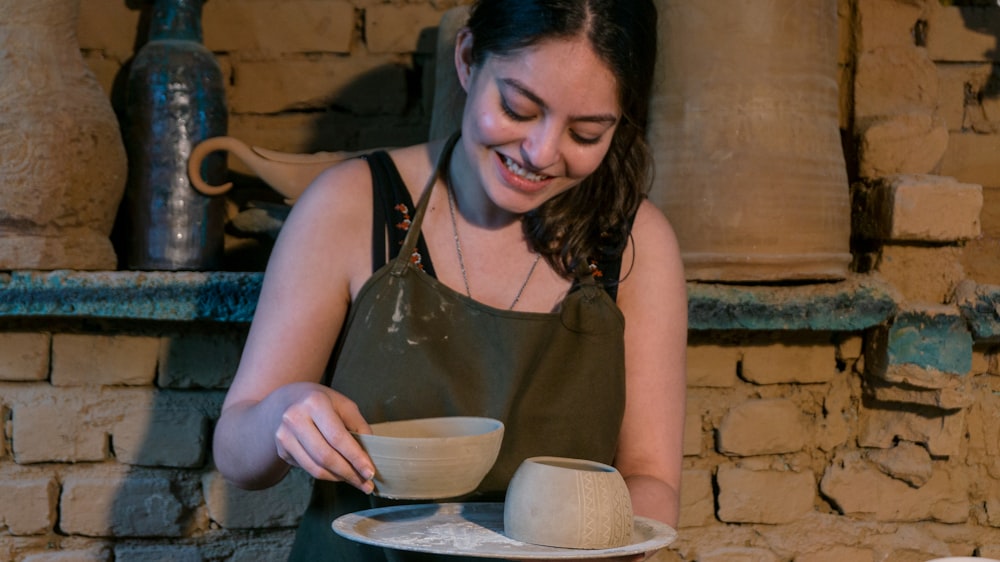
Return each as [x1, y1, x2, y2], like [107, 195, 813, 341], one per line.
[391, 131, 462, 276]
[572, 259, 603, 301]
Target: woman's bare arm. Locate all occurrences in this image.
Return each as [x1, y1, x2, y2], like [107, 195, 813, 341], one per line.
[212, 158, 380, 491]
[614, 200, 688, 528]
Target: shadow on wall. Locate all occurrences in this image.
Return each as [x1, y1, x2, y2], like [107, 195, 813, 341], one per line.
[948, 1, 1000, 285]
[96, 321, 309, 559]
[306, 25, 442, 153]
[952, 0, 1000, 128]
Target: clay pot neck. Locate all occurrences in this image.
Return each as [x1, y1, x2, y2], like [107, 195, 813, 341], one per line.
[1, 1, 79, 47]
[149, 0, 204, 42]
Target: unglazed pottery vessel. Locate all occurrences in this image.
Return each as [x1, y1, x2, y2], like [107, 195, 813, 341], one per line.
[504, 456, 633, 549]
[354, 417, 503, 500]
[0, 0, 127, 270]
[648, 0, 851, 281]
[188, 136, 351, 204]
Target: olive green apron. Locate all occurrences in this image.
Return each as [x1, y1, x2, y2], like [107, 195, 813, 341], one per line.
[288, 133, 627, 561]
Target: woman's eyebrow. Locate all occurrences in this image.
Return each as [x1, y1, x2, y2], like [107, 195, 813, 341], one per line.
[499, 77, 619, 125]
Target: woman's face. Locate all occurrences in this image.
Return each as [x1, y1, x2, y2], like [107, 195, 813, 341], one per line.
[454, 31, 621, 215]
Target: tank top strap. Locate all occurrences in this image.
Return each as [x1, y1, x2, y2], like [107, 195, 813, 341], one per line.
[365, 150, 437, 277]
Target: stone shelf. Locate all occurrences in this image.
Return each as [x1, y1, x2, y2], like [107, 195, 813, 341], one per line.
[0, 270, 262, 323]
[0, 270, 899, 331]
[687, 274, 898, 331]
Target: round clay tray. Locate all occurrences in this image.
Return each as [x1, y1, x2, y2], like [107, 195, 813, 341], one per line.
[332, 502, 678, 560]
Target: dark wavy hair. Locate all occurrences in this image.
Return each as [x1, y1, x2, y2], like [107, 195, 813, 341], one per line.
[465, 0, 658, 279]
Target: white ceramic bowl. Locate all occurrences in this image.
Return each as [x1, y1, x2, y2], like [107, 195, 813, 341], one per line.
[504, 456, 634, 549]
[354, 416, 504, 499]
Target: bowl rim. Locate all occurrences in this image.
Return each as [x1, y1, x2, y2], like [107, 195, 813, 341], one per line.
[520, 456, 619, 473]
[353, 416, 504, 443]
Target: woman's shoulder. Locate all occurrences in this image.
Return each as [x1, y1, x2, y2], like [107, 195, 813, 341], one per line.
[282, 140, 441, 236]
[618, 200, 684, 290]
[277, 142, 435, 238]
[382, 140, 447, 195]
[293, 155, 372, 210]
[616, 201, 687, 316]
[631, 199, 680, 255]
[272, 154, 380, 261]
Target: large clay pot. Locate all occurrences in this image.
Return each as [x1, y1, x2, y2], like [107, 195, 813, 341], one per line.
[0, 0, 127, 270]
[648, 0, 851, 281]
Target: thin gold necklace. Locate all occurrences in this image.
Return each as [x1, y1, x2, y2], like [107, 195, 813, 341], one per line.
[445, 180, 541, 310]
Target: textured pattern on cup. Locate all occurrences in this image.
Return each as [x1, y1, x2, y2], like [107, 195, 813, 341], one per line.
[504, 456, 633, 549]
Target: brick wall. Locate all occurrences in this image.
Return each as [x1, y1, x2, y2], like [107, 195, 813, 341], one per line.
[0, 325, 322, 561]
[4, 323, 998, 560]
[78, 0, 461, 163]
[845, 0, 1000, 286]
[3, 0, 1000, 560]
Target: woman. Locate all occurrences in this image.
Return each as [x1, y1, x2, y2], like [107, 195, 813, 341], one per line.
[212, 1, 687, 560]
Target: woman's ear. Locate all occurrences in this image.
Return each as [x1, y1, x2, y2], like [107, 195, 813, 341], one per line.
[454, 27, 475, 92]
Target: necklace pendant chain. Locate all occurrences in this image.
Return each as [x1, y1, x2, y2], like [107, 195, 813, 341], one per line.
[447, 183, 474, 300]
[446, 180, 541, 310]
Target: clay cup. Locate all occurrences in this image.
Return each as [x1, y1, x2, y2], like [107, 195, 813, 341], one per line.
[354, 416, 504, 499]
[504, 456, 634, 549]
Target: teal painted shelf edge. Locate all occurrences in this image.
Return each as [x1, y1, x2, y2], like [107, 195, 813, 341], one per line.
[0, 270, 899, 330]
[687, 273, 898, 331]
[0, 270, 263, 323]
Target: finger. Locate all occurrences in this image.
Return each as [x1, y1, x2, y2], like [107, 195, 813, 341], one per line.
[282, 404, 374, 494]
[281, 422, 375, 493]
[276, 402, 374, 493]
[313, 398, 375, 485]
[275, 423, 341, 481]
[276, 446, 299, 468]
[313, 395, 376, 480]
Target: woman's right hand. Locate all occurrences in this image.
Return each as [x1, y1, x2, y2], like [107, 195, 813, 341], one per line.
[270, 382, 376, 494]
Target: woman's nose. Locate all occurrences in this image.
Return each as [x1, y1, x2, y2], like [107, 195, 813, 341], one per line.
[520, 124, 561, 171]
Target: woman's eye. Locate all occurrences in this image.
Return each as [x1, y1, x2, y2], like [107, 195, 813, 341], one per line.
[570, 131, 603, 146]
[500, 98, 531, 122]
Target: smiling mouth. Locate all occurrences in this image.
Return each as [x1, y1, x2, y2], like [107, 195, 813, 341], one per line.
[500, 154, 549, 182]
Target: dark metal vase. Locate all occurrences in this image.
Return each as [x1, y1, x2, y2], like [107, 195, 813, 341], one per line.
[123, 0, 226, 270]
